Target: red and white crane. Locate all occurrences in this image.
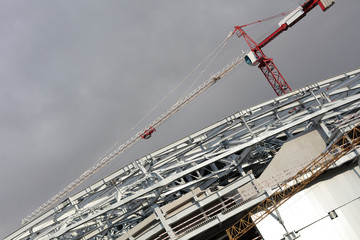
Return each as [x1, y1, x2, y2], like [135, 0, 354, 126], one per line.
[22, 0, 335, 225]
[233, 0, 335, 96]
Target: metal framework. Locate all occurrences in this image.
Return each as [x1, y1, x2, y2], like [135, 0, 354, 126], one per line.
[5, 67, 360, 240]
[234, 27, 292, 96]
[226, 123, 360, 239]
[20, 54, 245, 226]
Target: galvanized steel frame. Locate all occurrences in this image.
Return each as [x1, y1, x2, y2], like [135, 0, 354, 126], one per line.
[5, 67, 360, 240]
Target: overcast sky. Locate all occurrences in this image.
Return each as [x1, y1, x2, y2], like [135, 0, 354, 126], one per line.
[1, 0, 360, 238]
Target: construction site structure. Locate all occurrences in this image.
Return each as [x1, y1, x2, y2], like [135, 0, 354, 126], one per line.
[226, 121, 360, 239]
[12, 0, 337, 230]
[18, 53, 245, 226]
[5, 67, 360, 240]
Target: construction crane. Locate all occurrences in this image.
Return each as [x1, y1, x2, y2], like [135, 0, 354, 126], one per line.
[20, 0, 336, 229]
[225, 1, 337, 238]
[233, 0, 335, 96]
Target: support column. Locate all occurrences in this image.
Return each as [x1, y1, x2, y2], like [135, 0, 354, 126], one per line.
[319, 122, 331, 139]
[154, 205, 176, 239]
[241, 116, 254, 137]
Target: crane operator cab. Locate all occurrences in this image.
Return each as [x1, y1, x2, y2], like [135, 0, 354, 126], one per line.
[244, 51, 258, 66]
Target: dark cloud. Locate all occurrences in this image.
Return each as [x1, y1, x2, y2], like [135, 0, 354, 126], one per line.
[1, 0, 359, 237]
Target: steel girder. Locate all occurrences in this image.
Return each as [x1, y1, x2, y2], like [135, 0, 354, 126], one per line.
[5, 68, 360, 240]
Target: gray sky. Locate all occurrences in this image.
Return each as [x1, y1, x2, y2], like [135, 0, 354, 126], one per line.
[1, 0, 359, 238]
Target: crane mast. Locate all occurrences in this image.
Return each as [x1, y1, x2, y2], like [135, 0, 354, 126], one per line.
[234, 0, 334, 96]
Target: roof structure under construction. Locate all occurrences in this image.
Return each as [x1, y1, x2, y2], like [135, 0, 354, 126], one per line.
[5, 67, 360, 240]
[2, 0, 360, 239]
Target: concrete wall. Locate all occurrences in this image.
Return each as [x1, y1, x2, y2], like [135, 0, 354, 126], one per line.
[238, 130, 326, 201]
[259, 130, 326, 185]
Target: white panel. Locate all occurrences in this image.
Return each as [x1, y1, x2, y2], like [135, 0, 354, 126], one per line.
[320, 0, 335, 10]
[300, 217, 342, 240]
[258, 130, 326, 185]
[337, 200, 360, 239]
[278, 7, 304, 27]
[256, 163, 360, 240]
[254, 211, 285, 240]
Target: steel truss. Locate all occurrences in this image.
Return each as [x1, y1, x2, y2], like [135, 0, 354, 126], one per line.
[5, 67, 360, 240]
[226, 123, 360, 240]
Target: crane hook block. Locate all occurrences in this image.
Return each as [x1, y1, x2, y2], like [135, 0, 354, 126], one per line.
[141, 127, 156, 139]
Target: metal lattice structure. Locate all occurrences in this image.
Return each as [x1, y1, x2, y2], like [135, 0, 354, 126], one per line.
[234, 0, 335, 96]
[5, 67, 360, 240]
[226, 123, 360, 239]
[20, 53, 244, 226]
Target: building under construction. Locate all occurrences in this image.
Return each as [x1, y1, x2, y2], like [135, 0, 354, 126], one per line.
[5, 66, 360, 240]
[5, 0, 360, 239]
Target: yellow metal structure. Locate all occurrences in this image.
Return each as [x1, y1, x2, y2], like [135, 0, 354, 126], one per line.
[226, 124, 360, 240]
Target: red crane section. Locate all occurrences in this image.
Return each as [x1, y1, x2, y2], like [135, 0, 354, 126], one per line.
[234, 0, 334, 96]
[235, 27, 292, 96]
[140, 126, 156, 139]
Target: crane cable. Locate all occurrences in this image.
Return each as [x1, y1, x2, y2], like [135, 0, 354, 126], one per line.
[96, 32, 234, 168]
[22, 33, 245, 225]
[22, 7, 302, 225]
[130, 31, 233, 133]
[237, 8, 295, 29]
[181, 31, 233, 99]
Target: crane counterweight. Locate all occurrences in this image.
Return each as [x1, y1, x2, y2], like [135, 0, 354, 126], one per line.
[319, 0, 335, 11]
